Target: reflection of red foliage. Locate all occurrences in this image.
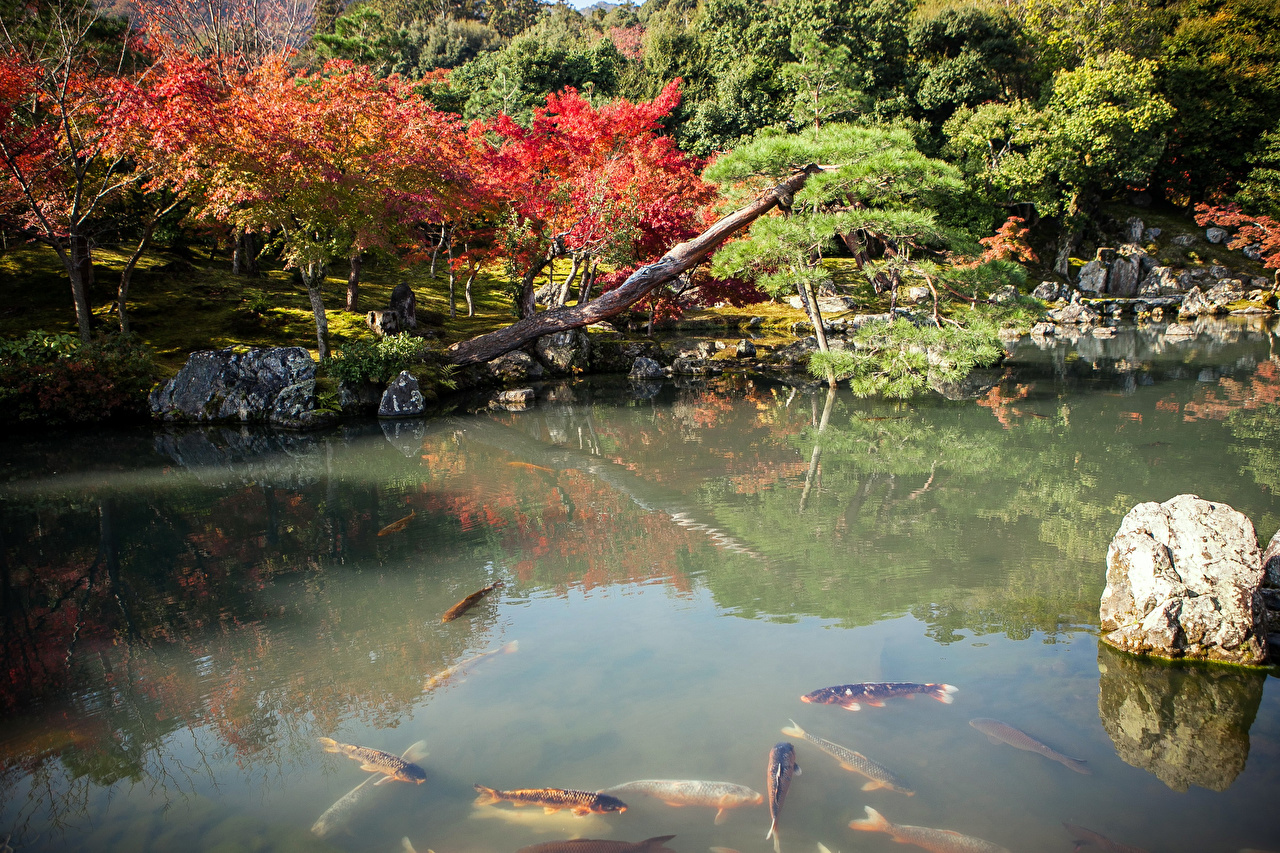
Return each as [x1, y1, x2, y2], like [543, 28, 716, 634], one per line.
[1184, 360, 1280, 421]
[976, 383, 1032, 429]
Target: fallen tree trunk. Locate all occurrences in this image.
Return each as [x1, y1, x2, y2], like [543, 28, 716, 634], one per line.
[444, 165, 825, 366]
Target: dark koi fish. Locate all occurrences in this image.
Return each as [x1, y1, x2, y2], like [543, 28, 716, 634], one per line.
[765, 742, 799, 850]
[516, 837, 677, 853]
[441, 581, 505, 622]
[802, 682, 957, 711]
[377, 510, 416, 536]
[1063, 822, 1150, 852]
[474, 784, 627, 816]
[317, 737, 427, 785]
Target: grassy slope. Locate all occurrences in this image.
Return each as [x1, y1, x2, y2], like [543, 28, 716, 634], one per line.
[0, 243, 521, 374]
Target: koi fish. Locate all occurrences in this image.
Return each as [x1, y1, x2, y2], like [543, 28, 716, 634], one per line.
[474, 784, 627, 816]
[377, 510, 416, 536]
[801, 682, 957, 710]
[599, 779, 763, 824]
[441, 581, 505, 622]
[508, 461, 557, 474]
[311, 740, 428, 838]
[423, 640, 518, 691]
[471, 802, 610, 836]
[849, 806, 1011, 853]
[970, 718, 1090, 775]
[516, 837, 677, 853]
[317, 737, 427, 785]
[1063, 822, 1150, 852]
[765, 742, 799, 850]
[781, 720, 913, 795]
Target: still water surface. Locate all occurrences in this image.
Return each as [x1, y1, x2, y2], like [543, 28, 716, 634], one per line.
[2, 320, 1280, 853]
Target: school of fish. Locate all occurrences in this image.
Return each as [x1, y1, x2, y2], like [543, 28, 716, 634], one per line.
[303, 578, 1200, 853]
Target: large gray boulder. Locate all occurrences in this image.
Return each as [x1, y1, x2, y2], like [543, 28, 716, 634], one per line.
[149, 347, 324, 428]
[1100, 494, 1268, 665]
[1077, 258, 1109, 294]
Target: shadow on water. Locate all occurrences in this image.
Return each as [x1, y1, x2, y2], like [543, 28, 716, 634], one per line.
[1097, 644, 1267, 793]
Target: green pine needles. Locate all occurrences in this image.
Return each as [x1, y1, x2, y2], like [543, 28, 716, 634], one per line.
[808, 317, 1003, 399]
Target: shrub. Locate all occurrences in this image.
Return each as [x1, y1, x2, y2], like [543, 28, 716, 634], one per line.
[0, 332, 160, 427]
[324, 333, 456, 392]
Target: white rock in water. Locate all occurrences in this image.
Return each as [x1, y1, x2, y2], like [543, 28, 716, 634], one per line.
[1100, 494, 1267, 665]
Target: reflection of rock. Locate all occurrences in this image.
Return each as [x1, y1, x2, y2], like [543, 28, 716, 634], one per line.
[1097, 644, 1264, 792]
[929, 367, 1002, 400]
[154, 427, 325, 487]
[1100, 494, 1267, 664]
[380, 418, 424, 456]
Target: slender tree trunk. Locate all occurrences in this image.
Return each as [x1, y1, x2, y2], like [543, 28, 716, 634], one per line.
[796, 275, 836, 388]
[464, 258, 478, 317]
[117, 221, 158, 335]
[446, 165, 825, 366]
[557, 255, 582, 307]
[578, 260, 596, 306]
[346, 253, 362, 312]
[304, 262, 330, 359]
[430, 225, 447, 277]
[67, 232, 94, 342]
[447, 237, 457, 319]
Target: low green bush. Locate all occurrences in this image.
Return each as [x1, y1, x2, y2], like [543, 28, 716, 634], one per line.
[324, 333, 456, 392]
[0, 331, 160, 427]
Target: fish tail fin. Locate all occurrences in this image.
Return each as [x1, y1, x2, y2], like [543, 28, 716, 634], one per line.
[317, 737, 340, 753]
[403, 740, 429, 763]
[401, 838, 417, 853]
[773, 832, 781, 853]
[714, 808, 728, 825]
[932, 684, 958, 704]
[473, 784, 500, 806]
[766, 818, 777, 841]
[849, 806, 891, 834]
[639, 837, 676, 851]
[502, 640, 519, 654]
[1064, 758, 1092, 775]
[780, 720, 805, 738]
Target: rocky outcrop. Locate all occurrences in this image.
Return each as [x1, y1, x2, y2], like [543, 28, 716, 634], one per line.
[535, 329, 590, 375]
[378, 370, 425, 418]
[1097, 644, 1264, 793]
[1046, 299, 1100, 325]
[390, 282, 417, 329]
[1100, 494, 1267, 665]
[491, 387, 535, 411]
[149, 347, 329, 429]
[629, 356, 665, 379]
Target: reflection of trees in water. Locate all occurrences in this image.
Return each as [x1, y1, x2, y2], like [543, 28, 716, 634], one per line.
[1096, 644, 1265, 793]
[0, 433, 502, 836]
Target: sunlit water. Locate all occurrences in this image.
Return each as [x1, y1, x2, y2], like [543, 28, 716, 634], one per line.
[2, 318, 1279, 853]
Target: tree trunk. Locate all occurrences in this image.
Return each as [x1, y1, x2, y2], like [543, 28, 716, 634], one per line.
[117, 223, 157, 336]
[447, 237, 457, 319]
[557, 255, 582, 307]
[430, 225, 447, 277]
[796, 275, 836, 389]
[346, 253, 362, 312]
[446, 165, 825, 366]
[518, 257, 550, 320]
[303, 262, 330, 359]
[465, 262, 478, 317]
[578, 260, 596, 305]
[68, 232, 94, 342]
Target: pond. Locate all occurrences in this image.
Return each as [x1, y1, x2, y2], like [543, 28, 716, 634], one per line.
[2, 318, 1279, 853]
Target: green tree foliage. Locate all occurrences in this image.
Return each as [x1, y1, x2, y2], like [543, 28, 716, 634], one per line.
[944, 53, 1174, 227]
[1237, 123, 1280, 218]
[907, 2, 1030, 131]
[448, 8, 621, 119]
[1156, 0, 1280, 202]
